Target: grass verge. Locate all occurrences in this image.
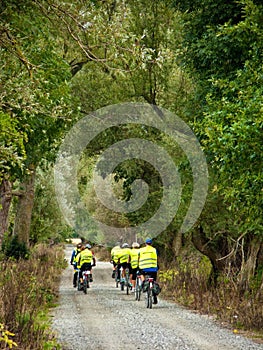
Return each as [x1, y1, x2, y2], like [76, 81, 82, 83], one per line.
[0, 243, 67, 349]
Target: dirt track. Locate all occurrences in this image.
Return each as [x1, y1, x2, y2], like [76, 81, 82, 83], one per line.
[51, 246, 263, 350]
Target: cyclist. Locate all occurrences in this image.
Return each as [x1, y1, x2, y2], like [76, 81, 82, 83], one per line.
[138, 237, 158, 304]
[77, 244, 96, 285]
[118, 243, 132, 286]
[70, 242, 82, 288]
[110, 242, 122, 279]
[129, 242, 140, 292]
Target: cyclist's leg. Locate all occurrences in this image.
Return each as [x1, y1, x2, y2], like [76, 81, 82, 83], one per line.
[131, 268, 136, 291]
[121, 262, 127, 279]
[73, 269, 78, 287]
[79, 268, 84, 285]
[140, 270, 146, 290]
[127, 263, 132, 288]
[117, 263, 121, 280]
[112, 261, 117, 278]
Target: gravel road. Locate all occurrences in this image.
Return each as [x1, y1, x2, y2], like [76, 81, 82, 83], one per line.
[51, 246, 263, 350]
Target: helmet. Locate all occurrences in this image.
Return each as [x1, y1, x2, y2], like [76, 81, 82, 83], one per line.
[145, 237, 152, 244]
[86, 244, 91, 249]
[121, 243, 129, 248]
[132, 242, 140, 248]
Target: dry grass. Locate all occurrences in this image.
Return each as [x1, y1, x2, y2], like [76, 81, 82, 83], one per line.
[159, 255, 263, 340]
[0, 243, 66, 349]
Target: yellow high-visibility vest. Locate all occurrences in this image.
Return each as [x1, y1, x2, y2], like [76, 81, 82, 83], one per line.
[78, 248, 93, 268]
[138, 245, 157, 269]
[119, 248, 131, 264]
[111, 246, 122, 263]
[130, 249, 139, 269]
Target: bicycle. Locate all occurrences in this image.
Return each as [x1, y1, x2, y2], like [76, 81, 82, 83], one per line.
[135, 270, 142, 301]
[82, 269, 91, 294]
[144, 275, 155, 309]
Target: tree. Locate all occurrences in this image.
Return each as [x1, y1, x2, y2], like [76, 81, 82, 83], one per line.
[174, 0, 263, 287]
[0, 1, 76, 245]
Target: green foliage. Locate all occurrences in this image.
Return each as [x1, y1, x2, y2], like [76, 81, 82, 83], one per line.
[0, 1, 77, 182]
[30, 166, 72, 244]
[1, 235, 29, 260]
[0, 112, 26, 182]
[175, 0, 263, 266]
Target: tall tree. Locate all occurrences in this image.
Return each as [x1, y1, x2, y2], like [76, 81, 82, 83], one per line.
[173, 0, 263, 286]
[0, 1, 75, 245]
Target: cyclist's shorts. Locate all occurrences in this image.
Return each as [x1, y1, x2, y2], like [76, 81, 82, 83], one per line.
[131, 268, 138, 280]
[139, 270, 157, 281]
[80, 262, 92, 272]
[120, 262, 131, 272]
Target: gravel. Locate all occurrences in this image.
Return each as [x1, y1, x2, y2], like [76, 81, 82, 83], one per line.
[51, 246, 263, 350]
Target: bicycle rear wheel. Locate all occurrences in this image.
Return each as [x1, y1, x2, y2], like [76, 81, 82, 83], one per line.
[148, 288, 152, 308]
[83, 279, 87, 294]
[126, 271, 130, 295]
[145, 286, 152, 308]
[135, 277, 141, 301]
[120, 280, 124, 291]
[77, 272, 82, 291]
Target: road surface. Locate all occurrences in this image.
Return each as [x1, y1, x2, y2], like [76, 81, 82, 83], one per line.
[51, 245, 263, 350]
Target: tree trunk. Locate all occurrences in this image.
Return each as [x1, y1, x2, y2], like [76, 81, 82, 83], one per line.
[0, 179, 12, 246]
[172, 230, 182, 258]
[192, 225, 229, 285]
[14, 168, 36, 246]
[238, 236, 263, 291]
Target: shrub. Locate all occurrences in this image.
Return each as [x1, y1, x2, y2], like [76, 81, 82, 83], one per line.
[2, 235, 29, 260]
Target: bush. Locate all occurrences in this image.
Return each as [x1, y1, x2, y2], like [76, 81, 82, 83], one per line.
[0, 243, 66, 349]
[2, 235, 29, 260]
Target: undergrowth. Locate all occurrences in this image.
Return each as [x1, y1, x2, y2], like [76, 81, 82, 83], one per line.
[159, 253, 263, 338]
[0, 243, 67, 349]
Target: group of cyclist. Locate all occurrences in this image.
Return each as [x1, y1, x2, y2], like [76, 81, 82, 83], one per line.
[70, 237, 160, 304]
[70, 242, 96, 288]
[111, 237, 159, 304]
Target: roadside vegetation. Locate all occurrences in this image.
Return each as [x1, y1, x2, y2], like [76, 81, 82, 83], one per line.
[0, 0, 262, 347]
[0, 243, 66, 349]
[158, 248, 263, 338]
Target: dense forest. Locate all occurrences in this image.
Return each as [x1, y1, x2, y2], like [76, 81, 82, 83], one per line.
[0, 0, 262, 344]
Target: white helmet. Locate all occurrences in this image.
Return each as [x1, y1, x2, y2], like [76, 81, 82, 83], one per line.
[86, 244, 91, 249]
[121, 243, 129, 248]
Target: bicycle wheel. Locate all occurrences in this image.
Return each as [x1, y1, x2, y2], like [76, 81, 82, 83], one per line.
[135, 277, 141, 301]
[83, 279, 87, 294]
[137, 279, 141, 301]
[77, 272, 82, 291]
[146, 288, 152, 309]
[87, 276, 90, 289]
[115, 269, 119, 288]
[145, 287, 149, 308]
[126, 271, 130, 295]
[120, 280, 124, 291]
